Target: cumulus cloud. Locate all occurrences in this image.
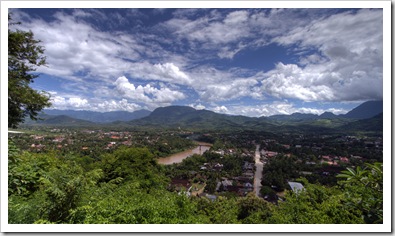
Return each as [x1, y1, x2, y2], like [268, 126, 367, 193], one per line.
[198, 78, 260, 102]
[187, 66, 263, 102]
[269, 9, 383, 102]
[213, 105, 229, 114]
[189, 103, 206, 110]
[9, 9, 383, 114]
[11, 10, 192, 87]
[96, 99, 141, 112]
[152, 63, 191, 85]
[49, 92, 90, 110]
[114, 76, 186, 104]
[222, 102, 348, 117]
[259, 63, 336, 101]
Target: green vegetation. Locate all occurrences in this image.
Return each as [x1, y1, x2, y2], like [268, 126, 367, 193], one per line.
[8, 135, 383, 224]
[8, 15, 51, 128]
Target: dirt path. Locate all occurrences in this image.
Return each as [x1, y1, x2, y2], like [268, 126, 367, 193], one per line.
[254, 144, 263, 197]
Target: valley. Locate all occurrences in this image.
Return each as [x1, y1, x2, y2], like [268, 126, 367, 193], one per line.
[8, 100, 384, 224]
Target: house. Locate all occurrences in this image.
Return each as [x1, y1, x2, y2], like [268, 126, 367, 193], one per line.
[200, 193, 217, 201]
[214, 150, 224, 156]
[321, 155, 331, 160]
[323, 161, 338, 166]
[214, 163, 223, 170]
[243, 162, 254, 170]
[266, 151, 278, 158]
[221, 179, 233, 187]
[288, 181, 304, 193]
[340, 157, 349, 163]
[244, 182, 253, 188]
[170, 179, 190, 188]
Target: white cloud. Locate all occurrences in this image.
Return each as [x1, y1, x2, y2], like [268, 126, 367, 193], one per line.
[9, 9, 382, 114]
[153, 63, 191, 85]
[187, 66, 263, 102]
[221, 102, 348, 117]
[189, 103, 206, 110]
[199, 78, 259, 102]
[269, 9, 383, 102]
[114, 76, 186, 104]
[96, 99, 141, 112]
[213, 105, 229, 114]
[260, 63, 336, 101]
[48, 90, 142, 112]
[162, 10, 252, 58]
[50, 93, 90, 110]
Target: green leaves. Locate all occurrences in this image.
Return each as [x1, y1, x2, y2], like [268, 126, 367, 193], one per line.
[8, 14, 51, 128]
[70, 182, 209, 224]
[268, 183, 364, 224]
[336, 162, 383, 223]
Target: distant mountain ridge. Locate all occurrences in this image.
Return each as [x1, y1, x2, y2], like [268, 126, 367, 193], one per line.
[267, 100, 383, 121]
[23, 114, 95, 126]
[24, 101, 383, 133]
[43, 109, 151, 123]
[340, 100, 383, 119]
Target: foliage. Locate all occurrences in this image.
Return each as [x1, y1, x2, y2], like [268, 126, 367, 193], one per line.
[337, 162, 383, 223]
[261, 155, 298, 191]
[236, 193, 273, 223]
[8, 129, 383, 225]
[195, 196, 240, 223]
[8, 150, 103, 223]
[259, 186, 277, 200]
[8, 14, 51, 128]
[8, 146, 56, 196]
[96, 147, 167, 188]
[69, 181, 209, 224]
[268, 180, 364, 224]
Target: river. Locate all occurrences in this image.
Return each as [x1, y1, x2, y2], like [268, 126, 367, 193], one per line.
[157, 142, 212, 165]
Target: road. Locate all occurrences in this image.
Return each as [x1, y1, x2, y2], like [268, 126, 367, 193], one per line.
[254, 144, 264, 197]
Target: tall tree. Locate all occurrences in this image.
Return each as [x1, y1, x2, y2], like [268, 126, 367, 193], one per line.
[8, 14, 51, 128]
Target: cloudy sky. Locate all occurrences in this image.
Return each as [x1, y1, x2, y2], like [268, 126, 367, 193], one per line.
[9, 8, 383, 117]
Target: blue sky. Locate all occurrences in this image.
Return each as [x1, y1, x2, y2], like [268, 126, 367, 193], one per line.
[9, 8, 383, 117]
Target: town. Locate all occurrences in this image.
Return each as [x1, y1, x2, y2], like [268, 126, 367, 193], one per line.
[9, 126, 383, 203]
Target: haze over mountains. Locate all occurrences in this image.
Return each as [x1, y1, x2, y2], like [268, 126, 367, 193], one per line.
[25, 100, 383, 132]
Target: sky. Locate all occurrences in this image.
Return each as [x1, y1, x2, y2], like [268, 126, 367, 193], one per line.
[9, 8, 383, 117]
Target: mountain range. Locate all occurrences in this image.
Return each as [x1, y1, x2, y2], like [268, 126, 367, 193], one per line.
[42, 109, 151, 123]
[23, 100, 383, 133]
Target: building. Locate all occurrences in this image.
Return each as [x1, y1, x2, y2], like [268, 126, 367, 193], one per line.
[288, 181, 304, 193]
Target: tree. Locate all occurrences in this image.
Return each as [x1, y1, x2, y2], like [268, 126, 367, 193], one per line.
[8, 14, 51, 128]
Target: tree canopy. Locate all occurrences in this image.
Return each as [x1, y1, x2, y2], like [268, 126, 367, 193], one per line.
[8, 14, 51, 128]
